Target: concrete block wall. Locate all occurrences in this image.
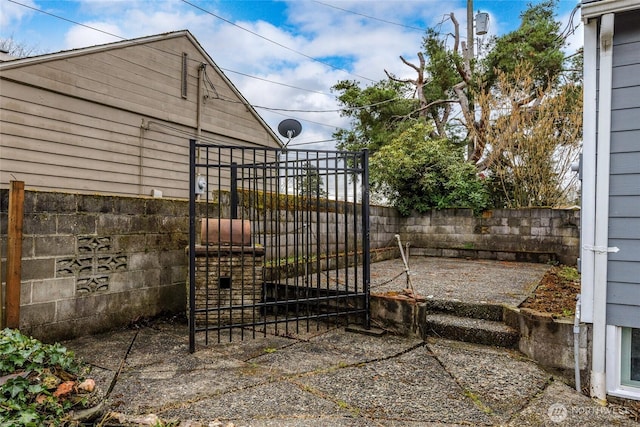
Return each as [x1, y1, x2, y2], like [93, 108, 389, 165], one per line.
[251, 202, 400, 261]
[400, 208, 580, 266]
[1, 188, 580, 342]
[0, 190, 189, 341]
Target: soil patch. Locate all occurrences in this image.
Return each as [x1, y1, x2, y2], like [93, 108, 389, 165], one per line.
[520, 266, 580, 317]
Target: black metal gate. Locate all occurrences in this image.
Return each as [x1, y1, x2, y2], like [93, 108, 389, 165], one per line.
[188, 139, 370, 350]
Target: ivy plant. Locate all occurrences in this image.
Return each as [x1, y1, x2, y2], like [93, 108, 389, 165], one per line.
[0, 328, 88, 426]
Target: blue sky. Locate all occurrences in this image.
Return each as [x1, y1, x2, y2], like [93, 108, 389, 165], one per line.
[1, 0, 582, 147]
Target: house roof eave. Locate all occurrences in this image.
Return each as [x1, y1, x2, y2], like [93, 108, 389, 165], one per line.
[582, 0, 640, 21]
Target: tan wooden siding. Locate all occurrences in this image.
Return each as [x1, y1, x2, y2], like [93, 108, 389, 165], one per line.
[0, 34, 281, 198]
[1, 38, 278, 145]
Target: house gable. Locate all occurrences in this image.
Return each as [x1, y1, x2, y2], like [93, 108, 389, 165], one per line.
[0, 31, 282, 198]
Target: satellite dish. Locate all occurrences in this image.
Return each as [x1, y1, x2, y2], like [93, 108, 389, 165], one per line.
[278, 119, 302, 140]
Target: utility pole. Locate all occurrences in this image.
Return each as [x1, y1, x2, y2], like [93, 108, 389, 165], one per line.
[467, 0, 474, 62]
[466, 0, 475, 160]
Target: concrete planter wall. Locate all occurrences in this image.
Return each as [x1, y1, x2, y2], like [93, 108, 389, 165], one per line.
[505, 307, 592, 389]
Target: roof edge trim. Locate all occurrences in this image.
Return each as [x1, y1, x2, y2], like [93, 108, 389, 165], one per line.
[582, 0, 640, 20]
[0, 30, 191, 70]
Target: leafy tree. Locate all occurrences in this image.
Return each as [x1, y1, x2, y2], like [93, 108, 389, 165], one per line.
[474, 63, 582, 207]
[333, 0, 582, 209]
[369, 123, 489, 215]
[296, 161, 327, 198]
[332, 79, 417, 153]
[483, 1, 565, 92]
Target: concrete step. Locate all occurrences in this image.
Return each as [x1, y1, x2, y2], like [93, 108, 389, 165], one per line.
[422, 298, 505, 322]
[422, 313, 519, 348]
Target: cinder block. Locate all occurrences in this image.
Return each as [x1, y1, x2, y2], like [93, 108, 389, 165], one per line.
[21, 258, 55, 281]
[20, 280, 32, 304]
[57, 214, 97, 234]
[24, 213, 56, 234]
[20, 301, 56, 328]
[34, 192, 76, 213]
[77, 194, 116, 214]
[97, 214, 133, 234]
[56, 292, 109, 320]
[108, 270, 146, 292]
[34, 235, 75, 257]
[113, 197, 146, 215]
[114, 234, 147, 252]
[31, 277, 76, 303]
[128, 252, 161, 271]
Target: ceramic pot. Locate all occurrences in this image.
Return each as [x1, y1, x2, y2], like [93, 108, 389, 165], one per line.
[200, 219, 251, 246]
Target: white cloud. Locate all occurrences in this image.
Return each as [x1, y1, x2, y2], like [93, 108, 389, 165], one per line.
[64, 22, 123, 49]
[0, 0, 36, 28]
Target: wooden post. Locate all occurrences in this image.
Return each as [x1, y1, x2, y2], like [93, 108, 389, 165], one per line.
[5, 181, 25, 329]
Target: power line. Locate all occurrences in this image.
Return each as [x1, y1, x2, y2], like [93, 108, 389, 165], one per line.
[313, 1, 427, 32]
[7, 0, 124, 41]
[253, 97, 401, 113]
[147, 119, 340, 148]
[6, 0, 374, 97]
[6, 0, 360, 116]
[220, 68, 332, 97]
[180, 0, 376, 83]
[203, 65, 405, 114]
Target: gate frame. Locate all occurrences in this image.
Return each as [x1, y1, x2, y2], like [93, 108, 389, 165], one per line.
[188, 139, 370, 352]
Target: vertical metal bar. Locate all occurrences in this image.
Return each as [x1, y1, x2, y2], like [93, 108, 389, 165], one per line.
[294, 151, 301, 333]
[333, 155, 341, 322]
[342, 154, 349, 311]
[361, 149, 371, 329]
[239, 152, 245, 341]
[231, 162, 238, 219]
[271, 150, 280, 336]
[252, 150, 258, 338]
[228, 150, 235, 342]
[315, 154, 322, 330]
[205, 147, 212, 345]
[352, 154, 359, 296]
[205, 146, 213, 344]
[285, 151, 293, 334]
[217, 147, 223, 343]
[261, 148, 266, 336]
[188, 139, 197, 353]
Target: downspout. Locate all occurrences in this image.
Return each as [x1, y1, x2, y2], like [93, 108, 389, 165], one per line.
[195, 63, 206, 196]
[139, 119, 149, 195]
[574, 293, 582, 392]
[590, 12, 615, 404]
[196, 63, 205, 160]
